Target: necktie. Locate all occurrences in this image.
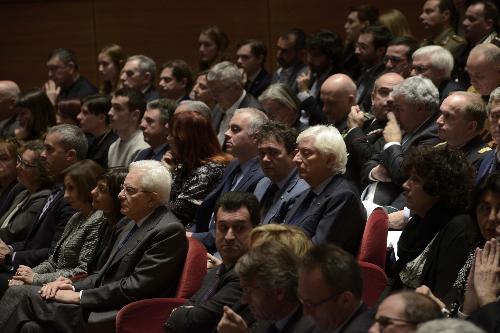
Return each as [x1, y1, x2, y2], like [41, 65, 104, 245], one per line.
[261, 184, 279, 218]
[38, 188, 61, 221]
[200, 265, 224, 302]
[287, 190, 317, 226]
[118, 224, 139, 250]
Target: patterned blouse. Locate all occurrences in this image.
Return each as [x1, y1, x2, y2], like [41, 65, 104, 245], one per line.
[170, 161, 226, 225]
[32, 210, 104, 285]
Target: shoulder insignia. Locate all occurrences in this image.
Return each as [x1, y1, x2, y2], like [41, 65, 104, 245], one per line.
[479, 147, 492, 154]
[450, 34, 465, 43]
[434, 142, 447, 148]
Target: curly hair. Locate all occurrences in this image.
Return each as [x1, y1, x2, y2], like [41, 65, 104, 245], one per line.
[402, 145, 473, 212]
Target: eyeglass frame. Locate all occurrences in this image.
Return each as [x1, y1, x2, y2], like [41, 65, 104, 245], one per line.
[16, 154, 37, 168]
[120, 184, 152, 196]
[298, 289, 345, 309]
[372, 314, 418, 331]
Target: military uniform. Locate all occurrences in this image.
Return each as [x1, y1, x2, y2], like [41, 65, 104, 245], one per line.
[435, 135, 491, 171]
[421, 27, 466, 59]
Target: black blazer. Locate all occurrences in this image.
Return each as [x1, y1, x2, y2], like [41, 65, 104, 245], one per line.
[210, 93, 262, 134]
[245, 68, 272, 98]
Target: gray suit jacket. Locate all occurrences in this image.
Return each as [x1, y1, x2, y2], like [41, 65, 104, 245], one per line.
[253, 169, 309, 224]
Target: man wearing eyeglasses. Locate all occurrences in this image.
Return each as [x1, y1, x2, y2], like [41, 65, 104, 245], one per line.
[369, 291, 442, 333]
[298, 244, 372, 333]
[384, 37, 419, 79]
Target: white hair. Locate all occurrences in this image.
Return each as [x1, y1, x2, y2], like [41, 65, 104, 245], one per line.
[470, 43, 500, 65]
[127, 55, 157, 82]
[206, 61, 243, 87]
[413, 45, 454, 79]
[233, 108, 269, 136]
[129, 160, 172, 205]
[391, 76, 440, 114]
[416, 319, 485, 333]
[488, 86, 500, 114]
[178, 100, 211, 118]
[297, 125, 347, 174]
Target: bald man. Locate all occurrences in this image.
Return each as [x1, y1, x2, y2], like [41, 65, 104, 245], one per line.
[320, 74, 357, 134]
[0, 81, 20, 139]
[344, 72, 404, 191]
[466, 43, 500, 99]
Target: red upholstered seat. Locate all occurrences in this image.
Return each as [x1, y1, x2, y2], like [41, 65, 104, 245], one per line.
[357, 207, 388, 270]
[358, 260, 388, 307]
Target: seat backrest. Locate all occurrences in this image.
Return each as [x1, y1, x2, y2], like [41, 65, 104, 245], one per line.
[357, 207, 388, 269]
[358, 260, 388, 307]
[175, 237, 208, 298]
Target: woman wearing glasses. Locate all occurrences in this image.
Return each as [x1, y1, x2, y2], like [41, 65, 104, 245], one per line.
[0, 140, 52, 244]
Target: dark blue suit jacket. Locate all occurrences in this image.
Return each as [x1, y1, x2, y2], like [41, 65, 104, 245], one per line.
[476, 150, 496, 184]
[133, 144, 168, 162]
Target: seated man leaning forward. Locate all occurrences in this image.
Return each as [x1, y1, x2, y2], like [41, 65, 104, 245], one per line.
[0, 160, 188, 333]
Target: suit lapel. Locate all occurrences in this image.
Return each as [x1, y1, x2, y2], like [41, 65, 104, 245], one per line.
[234, 157, 259, 191]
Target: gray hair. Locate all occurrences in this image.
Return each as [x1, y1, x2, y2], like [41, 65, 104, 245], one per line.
[235, 241, 299, 302]
[178, 100, 211, 119]
[470, 43, 500, 65]
[127, 55, 157, 82]
[416, 319, 485, 333]
[391, 76, 439, 114]
[233, 108, 269, 136]
[258, 83, 300, 112]
[488, 87, 500, 115]
[0, 81, 20, 99]
[47, 124, 87, 160]
[146, 98, 177, 125]
[129, 160, 172, 205]
[297, 125, 347, 174]
[206, 61, 243, 87]
[413, 45, 454, 79]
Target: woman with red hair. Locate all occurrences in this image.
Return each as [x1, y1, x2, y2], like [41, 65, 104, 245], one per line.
[164, 110, 231, 225]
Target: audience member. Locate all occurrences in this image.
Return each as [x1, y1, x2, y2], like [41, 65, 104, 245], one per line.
[356, 25, 393, 112]
[44, 48, 98, 105]
[0, 81, 20, 139]
[107, 88, 149, 167]
[298, 244, 372, 332]
[369, 291, 443, 333]
[253, 122, 309, 224]
[420, 0, 466, 59]
[14, 89, 56, 141]
[120, 55, 159, 102]
[411, 45, 465, 102]
[207, 61, 261, 144]
[97, 44, 127, 95]
[237, 39, 272, 98]
[272, 28, 308, 93]
[466, 43, 500, 100]
[198, 26, 231, 71]
[284, 125, 365, 256]
[249, 224, 312, 256]
[417, 318, 486, 333]
[78, 94, 118, 168]
[174, 100, 211, 119]
[436, 91, 490, 170]
[320, 74, 357, 133]
[384, 36, 419, 78]
[165, 192, 259, 333]
[0, 139, 21, 220]
[297, 30, 343, 126]
[56, 99, 81, 126]
[477, 88, 500, 182]
[379, 9, 413, 37]
[136, 98, 175, 161]
[163, 110, 230, 225]
[158, 60, 193, 102]
[259, 83, 305, 130]
[342, 5, 380, 81]
[0, 160, 188, 332]
[192, 108, 267, 248]
[192, 71, 217, 110]
[0, 141, 52, 245]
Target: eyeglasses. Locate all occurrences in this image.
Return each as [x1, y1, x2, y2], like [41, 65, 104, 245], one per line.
[372, 315, 417, 330]
[298, 290, 344, 309]
[120, 184, 150, 196]
[17, 155, 36, 168]
[384, 55, 404, 64]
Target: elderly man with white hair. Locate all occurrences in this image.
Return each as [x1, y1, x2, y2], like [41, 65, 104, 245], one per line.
[0, 160, 188, 332]
[0, 81, 20, 138]
[283, 125, 366, 256]
[411, 45, 466, 102]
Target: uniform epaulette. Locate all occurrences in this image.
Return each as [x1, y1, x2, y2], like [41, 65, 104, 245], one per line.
[479, 146, 492, 154]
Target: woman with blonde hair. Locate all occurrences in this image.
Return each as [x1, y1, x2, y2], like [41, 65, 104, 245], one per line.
[379, 9, 413, 37]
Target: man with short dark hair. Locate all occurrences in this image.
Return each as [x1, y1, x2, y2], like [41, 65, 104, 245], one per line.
[121, 55, 160, 102]
[107, 88, 149, 167]
[420, 0, 466, 58]
[272, 28, 308, 93]
[166, 191, 260, 333]
[369, 291, 443, 333]
[298, 244, 372, 333]
[253, 122, 309, 224]
[343, 5, 380, 81]
[158, 60, 193, 102]
[237, 39, 272, 98]
[355, 25, 393, 112]
[135, 98, 177, 161]
[44, 48, 98, 105]
[384, 36, 419, 78]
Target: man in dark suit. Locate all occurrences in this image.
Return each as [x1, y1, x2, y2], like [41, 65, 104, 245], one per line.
[191, 108, 267, 249]
[1, 160, 188, 332]
[477, 87, 500, 183]
[120, 55, 160, 102]
[217, 242, 317, 333]
[206, 61, 262, 145]
[0, 80, 20, 139]
[283, 125, 365, 256]
[298, 245, 372, 333]
[135, 98, 177, 162]
[253, 122, 309, 224]
[237, 39, 272, 98]
[320, 74, 357, 135]
[166, 192, 260, 333]
[0, 124, 84, 295]
[158, 60, 193, 103]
